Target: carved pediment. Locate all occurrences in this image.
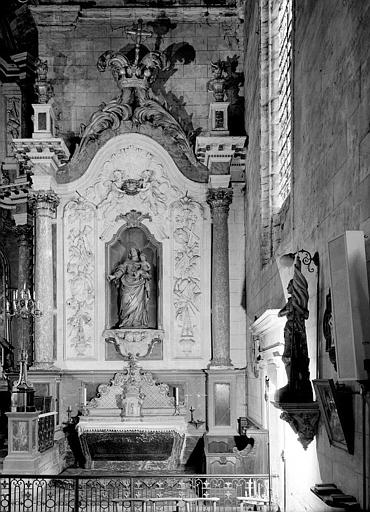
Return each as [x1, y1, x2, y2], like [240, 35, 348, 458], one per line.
[84, 356, 176, 418]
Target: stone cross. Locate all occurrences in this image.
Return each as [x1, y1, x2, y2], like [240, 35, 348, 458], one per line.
[126, 19, 152, 66]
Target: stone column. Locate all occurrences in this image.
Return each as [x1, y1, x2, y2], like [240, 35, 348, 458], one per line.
[207, 188, 233, 367]
[30, 190, 59, 369]
[13, 224, 33, 363]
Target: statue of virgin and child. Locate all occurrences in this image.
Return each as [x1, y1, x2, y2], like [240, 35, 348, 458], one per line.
[107, 247, 151, 328]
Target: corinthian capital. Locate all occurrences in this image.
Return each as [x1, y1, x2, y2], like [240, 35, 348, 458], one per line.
[29, 190, 60, 213]
[12, 224, 33, 245]
[206, 188, 233, 216]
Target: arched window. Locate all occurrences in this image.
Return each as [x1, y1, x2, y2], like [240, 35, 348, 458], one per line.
[260, 0, 293, 263]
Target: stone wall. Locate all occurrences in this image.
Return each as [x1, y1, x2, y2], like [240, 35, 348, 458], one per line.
[31, 6, 244, 152]
[244, 0, 370, 509]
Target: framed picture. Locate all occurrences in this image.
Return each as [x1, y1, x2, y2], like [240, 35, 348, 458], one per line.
[313, 379, 353, 453]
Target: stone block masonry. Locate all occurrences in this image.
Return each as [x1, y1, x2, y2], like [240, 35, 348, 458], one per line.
[243, 0, 370, 510]
[35, 8, 244, 145]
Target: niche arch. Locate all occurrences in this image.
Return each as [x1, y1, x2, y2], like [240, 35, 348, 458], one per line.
[106, 219, 162, 331]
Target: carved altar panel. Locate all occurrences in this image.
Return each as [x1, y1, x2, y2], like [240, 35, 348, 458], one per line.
[83, 145, 181, 242]
[171, 196, 204, 357]
[64, 197, 96, 359]
[6, 96, 21, 157]
[55, 134, 210, 368]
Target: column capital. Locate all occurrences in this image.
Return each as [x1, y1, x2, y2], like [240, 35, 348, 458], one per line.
[29, 190, 60, 216]
[12, 224, 33, 245]
[206, 188, 233, 214]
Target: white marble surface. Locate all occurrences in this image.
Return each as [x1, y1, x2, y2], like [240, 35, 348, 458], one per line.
[55, 133, 212, 370]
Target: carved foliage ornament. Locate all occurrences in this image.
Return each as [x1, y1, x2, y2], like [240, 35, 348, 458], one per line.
[104, 328, 162, 360]
[34, 58, 54, 104]
[87, 356, 174, 412]
[64, 197, 95, 358]
[280, 409, 320, 450]
[172, 195, 202, 354]
[115, 209, 152, 227]
[83, 146, 180, 239]
[207, 55, 244, 102]
[29, 190, 60, 216]
[6, 97, 21, 156]
[250, 334, 262, 378]
[207, 188, 233, 216]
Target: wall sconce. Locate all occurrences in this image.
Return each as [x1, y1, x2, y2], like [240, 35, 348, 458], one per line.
[280, 249, 319, 273]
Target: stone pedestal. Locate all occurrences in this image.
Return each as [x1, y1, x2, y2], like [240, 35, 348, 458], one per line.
[3, 411, 41, 473]
[30, 191, 59, 369]
[205, 368, 245, 435]
[272, 401, 320, 450]
[207, 188, 233, 368]
[3, 410, 64, 474]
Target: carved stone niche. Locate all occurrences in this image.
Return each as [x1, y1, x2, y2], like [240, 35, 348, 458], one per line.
[104, 214, 163, 359]
[272, 401, 320, 450]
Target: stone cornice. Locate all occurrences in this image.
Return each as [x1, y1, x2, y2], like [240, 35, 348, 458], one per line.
[250, 309, 285, 337]
[57, 122, 208, 184]
[0, 52, 36, 83]
[31, 5, 241, 25]
[0, 180, 31, 202]
[12, 138, 70, 171]
[195, 136, 246, 181]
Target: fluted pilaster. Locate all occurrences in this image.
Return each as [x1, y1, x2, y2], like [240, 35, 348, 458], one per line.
[207, 188, 233, 367]
[30, 190, 59, 369]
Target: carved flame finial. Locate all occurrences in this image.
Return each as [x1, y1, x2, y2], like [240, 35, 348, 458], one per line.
[34, 58, 54, 104]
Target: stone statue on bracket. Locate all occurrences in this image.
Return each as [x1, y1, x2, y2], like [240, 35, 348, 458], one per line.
[107, 247, 151, 329]
[275, 255, 313, 403]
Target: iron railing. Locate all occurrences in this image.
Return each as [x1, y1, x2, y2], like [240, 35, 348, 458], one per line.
[0, 474, 269, 512]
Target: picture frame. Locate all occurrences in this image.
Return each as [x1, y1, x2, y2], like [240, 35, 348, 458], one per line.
[313, 379, 353, 453]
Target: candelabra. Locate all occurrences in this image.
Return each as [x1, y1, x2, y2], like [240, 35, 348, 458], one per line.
[6, 287, 42, 321]
[6, 286, 42, 360]
[173, 386, 181, 416]
[188, 406, 205, 429]
[66, 406, 74, 425]
[6, 286, 42, 412]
